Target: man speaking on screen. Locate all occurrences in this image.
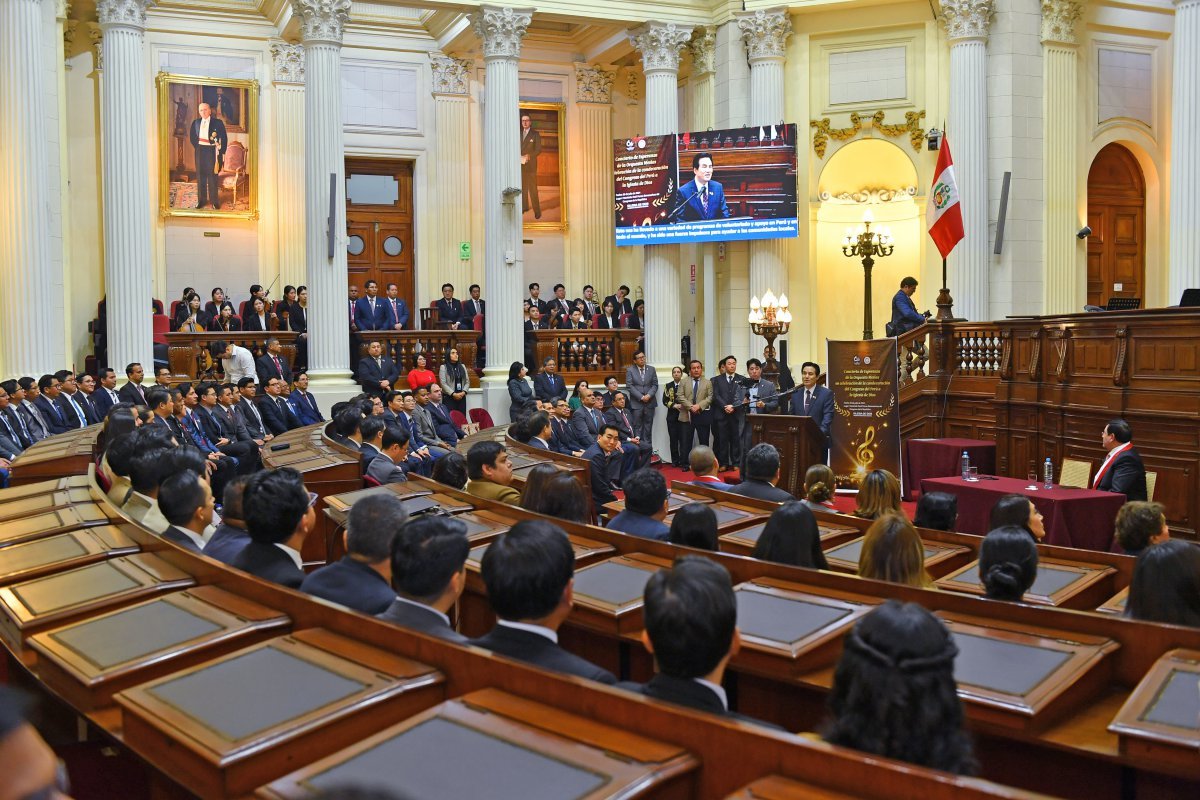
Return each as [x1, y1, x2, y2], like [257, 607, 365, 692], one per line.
[672, 152, 731, 222]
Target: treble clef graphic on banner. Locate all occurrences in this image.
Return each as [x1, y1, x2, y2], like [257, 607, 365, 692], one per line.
[857, 426, 877, 469]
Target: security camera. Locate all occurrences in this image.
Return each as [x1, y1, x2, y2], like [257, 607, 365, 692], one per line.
[926, 128, 942, 151]
[1076, 226, 1092, 239]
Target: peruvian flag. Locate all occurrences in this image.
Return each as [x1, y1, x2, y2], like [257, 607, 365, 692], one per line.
[928, 138, 965, 259]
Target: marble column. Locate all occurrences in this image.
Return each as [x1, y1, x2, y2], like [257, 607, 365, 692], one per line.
[571, 63, 616, 298]
[430, 54, 474, 294]
[294, 0, 352, 387]
[0, 0, 63, 376]
[630, 21, 691, 456]
[271, 41, 306, 291]
[690, 27, 718, 369]
[473, 6, 532, 416]
[737, 8, 791, 357]
[1169, 0, 1200, 300]
[940, 0, 992, 322]
[1041, 0, 1081, 314]
[98, 0, 156, 373]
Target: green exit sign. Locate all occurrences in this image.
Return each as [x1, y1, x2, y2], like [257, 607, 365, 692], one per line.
[459, 242, 471, 260]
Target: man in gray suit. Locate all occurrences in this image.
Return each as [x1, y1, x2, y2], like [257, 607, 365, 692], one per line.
[741, 358, 779, 465]
[625, 350, 659, 442]
[412, 386, 453, 455]
[366, 425, 411, 484]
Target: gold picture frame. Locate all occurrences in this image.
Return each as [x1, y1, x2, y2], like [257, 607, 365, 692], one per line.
[157, 72, 259, 219]
[520, 101, 567, 231]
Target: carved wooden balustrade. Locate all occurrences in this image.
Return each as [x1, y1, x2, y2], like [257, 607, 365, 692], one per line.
[532, 329, 642, 383]
[165, 331, 301, 383]
[357, 330, 481, 388]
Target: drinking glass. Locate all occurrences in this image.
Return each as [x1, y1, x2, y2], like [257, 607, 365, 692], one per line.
[968, 466, 979, 481]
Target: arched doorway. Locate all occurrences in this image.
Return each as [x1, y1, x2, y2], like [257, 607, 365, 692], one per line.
[1086, 143, 1145, 307]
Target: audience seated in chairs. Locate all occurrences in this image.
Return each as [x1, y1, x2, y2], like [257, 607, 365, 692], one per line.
[752, 501, 829, 569]
[1126, 540, 1200, 627]
[988, 493, 1046, 541]
[821, 600, 977, 775]
[618, 557, 776, 727]
[857, 513, 932, 589]
[203, 476, 252, 564]
[913, 491, 959, 532]
[366, 425, 411, 486]
[471, 519, 616, 684]
[430, 451, 468, 490]
[378, 515, 470, 643]
[800, 464, 837, 514]
[606, 467, 670, 541]
[301, 493, 403, 615]
[729, 443, 795, 503]
[688, 446, 734, 491]
[979, 525, 1039, 602]
[666, 503, 719, 551]
[852, 469, 903, 520]
[1114, 501, 1169, 557]
[465, 441, 521, 505]
[230, 468, 315, 589]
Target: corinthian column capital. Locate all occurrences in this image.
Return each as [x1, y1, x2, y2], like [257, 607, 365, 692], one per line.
[270, 40, 305, 84]
[628, 21, 693, 74]
[735, 8, 793, 62]
[292, 0, 351, 46]
[431, 54, 472, 94]
[1040, 0, 1082, 45]
[96, 0, 154, 31]
[690, 26, 717, 77]
[471, 6, 533, 60]
[939, 0, 994, 42]
[574, 63, 615, 103]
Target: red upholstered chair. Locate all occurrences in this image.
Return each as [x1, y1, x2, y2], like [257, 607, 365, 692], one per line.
[591, 313, 601, 329]
[239, 300, 251, 320]
[169, 300, 181, 321]
[152, 314, 170, 346]
[618, 312, 632, 327]
[450, 410, 468, 429]
[363, 474, 382, 488]
[152, 299, 164, 315]
[469, 408, 495, 430]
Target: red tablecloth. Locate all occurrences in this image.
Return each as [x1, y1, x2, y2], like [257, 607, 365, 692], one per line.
[919, 474, 1126, 551]
[904, 438, 996, 500]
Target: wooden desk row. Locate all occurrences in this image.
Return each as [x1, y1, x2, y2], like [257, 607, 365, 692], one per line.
[0, 463, 1044, 799]
[8, 425, 102, 486]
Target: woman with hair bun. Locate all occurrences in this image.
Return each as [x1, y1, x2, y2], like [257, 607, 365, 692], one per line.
[822, 600, 977, 775]
[979, 525, 1039, 602]
[801, 463, 837, 513]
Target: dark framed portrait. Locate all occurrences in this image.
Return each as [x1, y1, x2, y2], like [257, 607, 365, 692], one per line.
[157, 72, 259, 219]
[519, 102, 566, 231]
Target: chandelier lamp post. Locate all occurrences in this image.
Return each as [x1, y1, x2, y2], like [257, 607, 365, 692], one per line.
[841, 208, 895, 339]
[748, 289, 792, 379]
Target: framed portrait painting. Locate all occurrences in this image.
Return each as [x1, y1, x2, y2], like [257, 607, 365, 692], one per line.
[519, 102, 566, 231]
[157, 72, 259, 219]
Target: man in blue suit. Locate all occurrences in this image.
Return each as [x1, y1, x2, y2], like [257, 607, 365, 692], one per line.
[673, 152, 731, 222]
[286, 372, 323, 426]
[888, 276, 928, 336]
[789, 361, 835, 446]
[383, 282, 410, 330]
[353, 280, 390, 331]
[435, 283, 463, 329]
[300, 493, 400, 615]
[33, 375, 70, 435]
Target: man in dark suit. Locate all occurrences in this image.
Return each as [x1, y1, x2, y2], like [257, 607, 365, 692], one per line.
[300, 493, 399, 614]
[575, 285, 599, 319]
[33, 375, 69, 435]
[202, 476, 252, 564]
[16, 378, 49, 442]
[711, 356, 745, 470]
[523, 411, 554, 452]
[526, 282, 549, 316]
[255, 338, 290, 386]
[0, 386, 27, 460]
[471, 519, 616, 683]
[582, 424, 623, 510]
[672, 152, 731, 222]
[230, 468, 315, 588]
[353, 280, 390, 331]
[789, 361, 835, 446]
[1093, 418, 1148, 501]
[92, 368, 121, 420]
[118, 362, 148, 406]
[606, 468, 670, 541]
[286, 372, 323, 426]
[75, 373, 102, 425]
[463, 283, 485, 323]
[533, 357, 567, 403]
[383, 282, 410, 330]
[157, 470, 215, 554]
[605, 390, 652, 473]
[603, 286, 634, 318]
[365, 424, 411, 485]
[53, 370, 91, 429]
[357, 340, 401, 396]
[548, 284, 572, 323]
[549, 399, 588, 456]
[888, 276, 928, 336]
[520, 113, 542, 219]
[688, 446, 735, 491]
[426, 385, 462, 448]
[259, 378, 301, 435]
[378, 515, 470, 643]
[730, 443, 795, 503]
[524, 307, 550, 370]
[195, 381, 260, 473]
[435, 283, 464, 329]
[617, 557, 776, 728]
[234, 378, 271, 444]
[570, 387, 605, 445]
[189, 101, 227, 209]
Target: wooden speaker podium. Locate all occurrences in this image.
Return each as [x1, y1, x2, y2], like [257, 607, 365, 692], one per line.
[746, 413, 826, 497]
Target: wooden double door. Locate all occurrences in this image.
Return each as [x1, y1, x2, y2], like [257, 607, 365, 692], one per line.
[1086, 143, 1145, 308]
[345, 158, 415, 309]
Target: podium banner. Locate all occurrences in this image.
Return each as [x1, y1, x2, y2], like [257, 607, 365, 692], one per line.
[827, 339, 902, 489]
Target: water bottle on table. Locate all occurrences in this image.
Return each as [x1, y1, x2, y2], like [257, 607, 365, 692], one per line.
[1043, 457, 1053, 490]
[961, 451, 970, 480]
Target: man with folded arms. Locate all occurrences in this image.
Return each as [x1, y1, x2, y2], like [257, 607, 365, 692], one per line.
[378, 515, 470, 643]
[301, 493, 400, 614]
[472, 520, 616, 684]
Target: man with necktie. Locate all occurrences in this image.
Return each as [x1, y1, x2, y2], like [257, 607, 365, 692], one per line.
[286, 372, 323, 426]
[354, 280, 390, 331]
[34, 374, 70, 435]
[740, 358, 779, 468]
[0, 381, 34, 449]
[255, 338, 291, 387]
[676, 359, 713, 465]
[92, 368, 122, 420]
[625, 350, 659, 443]
[76, 373, 102, 425]
[575, 285, 598, 320]
[463, 284, 485, 323]
[0, 386, 27, 459]
[14, 378, 48, 442]
[117, 362, 148, 406]
[356, 340, 400, 396]
[54, 371, 93, 428]
[788, 361, 835, 449]
[673, 152, 731, 222]
[710, 356, 745, 471]
[384, 282, 410, 330]
[435, 283, 464, 329]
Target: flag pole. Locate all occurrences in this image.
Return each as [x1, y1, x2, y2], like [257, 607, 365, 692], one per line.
[935, 257, 956, 321]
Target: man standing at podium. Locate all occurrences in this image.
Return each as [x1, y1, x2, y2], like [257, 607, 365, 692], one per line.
[673, 152, 731, 222]
[789, 361, 834, 447]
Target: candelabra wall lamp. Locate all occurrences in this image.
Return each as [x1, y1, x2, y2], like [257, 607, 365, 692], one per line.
[841, 208, 895, 339]
[748, 289, 792, 380]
